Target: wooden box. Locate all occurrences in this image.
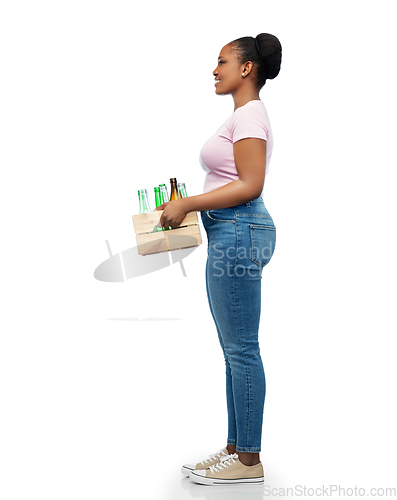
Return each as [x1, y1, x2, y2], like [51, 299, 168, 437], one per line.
[132, 210, 202, 256]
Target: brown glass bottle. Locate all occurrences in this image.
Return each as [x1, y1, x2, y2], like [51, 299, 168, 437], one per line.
[169, 178, 181, 200]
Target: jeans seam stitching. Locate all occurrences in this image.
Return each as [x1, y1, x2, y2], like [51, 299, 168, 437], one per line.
[233, 224, 251, 449]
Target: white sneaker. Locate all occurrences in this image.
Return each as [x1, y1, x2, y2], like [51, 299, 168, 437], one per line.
[190, 453, 264, 485]
[181, 447, 228, 476]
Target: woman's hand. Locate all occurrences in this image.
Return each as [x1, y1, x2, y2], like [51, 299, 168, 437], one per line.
[155, 199, 188, 229]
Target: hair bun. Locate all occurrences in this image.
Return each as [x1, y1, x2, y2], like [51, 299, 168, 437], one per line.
[256, 33, 282, 80]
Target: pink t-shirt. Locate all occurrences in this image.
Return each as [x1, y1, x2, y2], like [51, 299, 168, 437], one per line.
[199, 100, 273, 194]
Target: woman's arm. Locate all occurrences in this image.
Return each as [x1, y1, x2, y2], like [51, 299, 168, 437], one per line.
[157, 137, 266, 228]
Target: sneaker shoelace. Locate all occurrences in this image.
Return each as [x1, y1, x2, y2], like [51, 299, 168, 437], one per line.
[209, 453, 239, 474]
[200, 448, 228, 466]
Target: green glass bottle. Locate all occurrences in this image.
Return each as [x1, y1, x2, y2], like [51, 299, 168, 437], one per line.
[178, 182, 187, 198]
[153, 187, 162, 231]
[138, 189, 151, 214]
[159, 184, 170, 230]
[159, 184, 169, 203]
[154, 186, 161, 207]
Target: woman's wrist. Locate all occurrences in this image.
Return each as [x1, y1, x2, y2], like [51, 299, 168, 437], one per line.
[180, 196, 195, 213]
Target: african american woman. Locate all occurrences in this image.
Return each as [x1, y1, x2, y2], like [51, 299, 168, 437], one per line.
[157, 33, 282, 486]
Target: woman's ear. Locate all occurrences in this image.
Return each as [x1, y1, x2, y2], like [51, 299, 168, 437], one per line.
[241, 61, 253, 77]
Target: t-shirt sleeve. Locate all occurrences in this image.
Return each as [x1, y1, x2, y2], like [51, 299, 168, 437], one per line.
[229, 105, 269, 144]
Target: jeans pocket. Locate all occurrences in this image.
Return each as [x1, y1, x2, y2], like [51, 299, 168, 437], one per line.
[250, 224, 276, 268]
[206, 208, 236, 223]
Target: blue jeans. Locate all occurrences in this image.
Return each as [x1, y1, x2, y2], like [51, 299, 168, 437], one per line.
[201, 197, 276, 453]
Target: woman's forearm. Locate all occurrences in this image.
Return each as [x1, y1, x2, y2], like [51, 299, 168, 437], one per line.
[181, 179, 263, 213]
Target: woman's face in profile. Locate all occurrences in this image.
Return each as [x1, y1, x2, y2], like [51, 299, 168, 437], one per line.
[213, 43, 244, 96]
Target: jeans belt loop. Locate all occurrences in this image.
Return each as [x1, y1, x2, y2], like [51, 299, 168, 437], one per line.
[246, 201, 251, 207]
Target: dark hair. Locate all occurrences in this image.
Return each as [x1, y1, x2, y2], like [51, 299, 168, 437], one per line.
[230, 33, 282, 89]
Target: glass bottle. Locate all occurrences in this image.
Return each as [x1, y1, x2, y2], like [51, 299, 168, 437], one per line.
[178, 182, 187, 198]
[169, 178, 180, 201]
[154, 186, 162, 208]
[159, 184, 169, 203]
[158, 184, 170, 231]
[138, 189, 151, 214]
[153, 187, 162, 231]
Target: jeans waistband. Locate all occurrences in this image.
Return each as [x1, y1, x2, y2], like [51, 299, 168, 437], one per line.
[201, 196, 272, 222]
[244, 196, 263, 207]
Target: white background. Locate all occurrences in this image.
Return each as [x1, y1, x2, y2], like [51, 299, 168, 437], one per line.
[1, 1, 396, 499]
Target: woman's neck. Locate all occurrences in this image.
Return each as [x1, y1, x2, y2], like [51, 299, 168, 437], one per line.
[232, 88, 260, 111]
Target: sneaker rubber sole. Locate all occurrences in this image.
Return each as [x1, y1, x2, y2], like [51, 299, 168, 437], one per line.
[190, 469, 264, 485]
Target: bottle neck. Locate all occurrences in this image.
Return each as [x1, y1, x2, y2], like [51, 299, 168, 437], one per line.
[139, 191, 151, 213]
[170, 181, 180, 200]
